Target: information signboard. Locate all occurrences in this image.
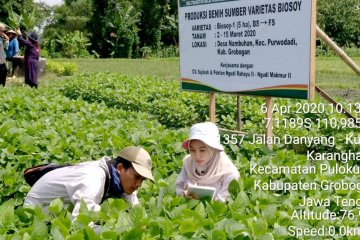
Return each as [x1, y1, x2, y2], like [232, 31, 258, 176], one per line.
[179, 0, 316, 99]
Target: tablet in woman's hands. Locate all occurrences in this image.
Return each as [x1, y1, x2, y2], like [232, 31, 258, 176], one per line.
[187, 183, 216, 200]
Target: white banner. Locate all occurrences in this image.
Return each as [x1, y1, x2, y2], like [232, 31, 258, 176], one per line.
[179, 0, 316, 99]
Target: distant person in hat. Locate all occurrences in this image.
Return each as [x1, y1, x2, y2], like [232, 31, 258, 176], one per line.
[5, 30, 19, 78]
[24, 146, 155, 221]
[16, 29, 40, 88]
[0, 23, 9, 86]
[176, 122, 240, 202]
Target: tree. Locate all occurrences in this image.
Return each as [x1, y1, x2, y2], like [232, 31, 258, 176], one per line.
[1, 1, 50, 32]
[139, 0, 166, 52]
[43, 0, 92, 34]
[87, 0, 112, 57]
[88, 0, 141, 58]
[0, 0, 33, 24]
[160, 0, 178, 46]
[105, 1, 140, 58]
[317, 0, 360, 47]
[137, 0, 178, 57]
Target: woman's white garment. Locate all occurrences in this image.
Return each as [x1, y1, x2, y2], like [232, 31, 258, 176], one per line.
[176, 151, 240, 202]
[24, 157, 139, 220]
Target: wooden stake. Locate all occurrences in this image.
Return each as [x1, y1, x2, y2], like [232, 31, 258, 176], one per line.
[315, 86, 360, 126]
[209, 93, 216, 123]
[265, 97, 274, 151]
[309, 1, 317, 100]
[316, 26, 360, 77]
[218, 128, 245, 135]
[237, 95, 241, 131]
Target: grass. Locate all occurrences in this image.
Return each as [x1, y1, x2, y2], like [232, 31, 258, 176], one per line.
[11, 56, 360, 101]
[315, 57, 360, 89]
[52, 58, 181, 81]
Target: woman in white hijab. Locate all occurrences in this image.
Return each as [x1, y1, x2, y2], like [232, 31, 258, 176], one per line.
[176, 122, 240, 202]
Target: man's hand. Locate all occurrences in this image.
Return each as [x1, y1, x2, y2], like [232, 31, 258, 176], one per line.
[1, 32, 9, 40]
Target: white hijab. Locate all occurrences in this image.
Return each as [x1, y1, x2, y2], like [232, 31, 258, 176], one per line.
[182, 147, 235, 185]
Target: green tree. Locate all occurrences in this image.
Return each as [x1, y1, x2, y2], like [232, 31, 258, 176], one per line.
[160, 0, 178, 46]
[41, 0, 92, 58]
[0, 0, 33, 24]
[105, 1, 140, 58]
[137, 0, 178, 57]
[139, 0, 167, 52]
[2, 1, 50, 32]
[317, 0, 360, 47]
[43, 0, 92, 35]
[87, 0, 111, 57]
[88, 0, 141, 58]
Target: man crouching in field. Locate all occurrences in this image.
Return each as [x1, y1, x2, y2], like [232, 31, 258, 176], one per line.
[24, 146, 155, 223]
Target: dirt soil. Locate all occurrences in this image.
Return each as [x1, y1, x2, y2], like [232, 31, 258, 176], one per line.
[326, 89, 360, 103]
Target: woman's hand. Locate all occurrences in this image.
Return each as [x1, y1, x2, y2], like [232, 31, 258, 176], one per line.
[182, 190, 199, 200]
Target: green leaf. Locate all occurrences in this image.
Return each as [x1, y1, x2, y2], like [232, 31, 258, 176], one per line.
[224, 220, 247, 238]
[209, 201, 227, 217]
[194, 202, 206, 219]
[51, 218, 70, 239]
[261, 204, 278, 225]
[15, 207, 34, 224]
[109, 198, 129, 211]
[66, 230, 84, 240]
[31, 216, 49, 239]
[84, 226, 101, 240]
[116, 211, 132, 232]
[22, 232, 32, 240]
[76, 214, 92, 226]
[48, 198, 64, 215]
[228, 179, 240, 199]
[0, 199, 15, 228]
[50, 226, 66, 240]
[123, 228, 143, 240]
[272, 224, 288, 240]
[130, 205, 147, 226]
[100, 231, 118, 240]
[257, 233, 275, 240]
[202, 219, 214, 230]
[179, 219, 196, 234]
[211, 229, 226, 240]
[252, 217, 267, 236]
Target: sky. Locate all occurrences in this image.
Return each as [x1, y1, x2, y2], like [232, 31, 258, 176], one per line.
[35, 0, 63, 6]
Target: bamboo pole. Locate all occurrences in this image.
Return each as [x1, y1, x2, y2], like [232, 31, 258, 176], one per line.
[315, 86, 360, 126]
[218, 128, 245, 135]
[316, 26, 360, 77]
[309, 0, 317, 100]
[265, 97, 274, 151]
[209, 93, 216, 123]
[237, 95, 241, 131]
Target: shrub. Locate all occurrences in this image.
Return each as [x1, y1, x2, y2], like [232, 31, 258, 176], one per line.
[46, 61, 77, 76]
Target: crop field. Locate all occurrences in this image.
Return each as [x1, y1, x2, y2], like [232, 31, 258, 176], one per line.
[54, 57, 360, 83]
[1, 57, 360, 239]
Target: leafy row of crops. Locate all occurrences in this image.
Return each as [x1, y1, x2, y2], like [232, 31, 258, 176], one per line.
[1, 73, 360, 239]
[0, 87, 187, 204]
[58, 73, 360, 155]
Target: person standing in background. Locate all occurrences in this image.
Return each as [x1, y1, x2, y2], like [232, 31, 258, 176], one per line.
[0, 23, 9, 87]
[16, 29, 40, 88]
[5, 30, 19, 78]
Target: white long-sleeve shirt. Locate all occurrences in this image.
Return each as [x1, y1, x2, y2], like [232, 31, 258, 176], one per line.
[24, 157, 139, 219]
